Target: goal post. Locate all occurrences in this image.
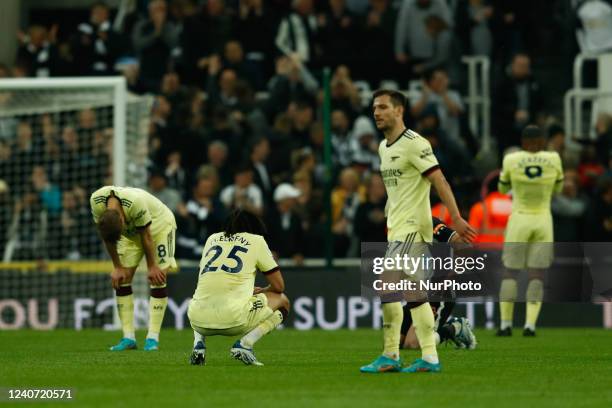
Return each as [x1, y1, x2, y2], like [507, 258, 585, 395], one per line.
[0, 76, 153, 261]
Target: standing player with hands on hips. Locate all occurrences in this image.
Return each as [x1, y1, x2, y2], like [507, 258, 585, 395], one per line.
[90, 186, 177, 351]
[361, 90, 476, 374]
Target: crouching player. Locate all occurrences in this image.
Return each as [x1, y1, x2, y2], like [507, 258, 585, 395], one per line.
[188, 210, 290, 366]
[400, 217, 477, 350]
[90, 186, 176, 351]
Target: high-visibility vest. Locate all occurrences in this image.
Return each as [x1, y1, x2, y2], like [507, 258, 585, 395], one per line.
[468, 192, 512, 243]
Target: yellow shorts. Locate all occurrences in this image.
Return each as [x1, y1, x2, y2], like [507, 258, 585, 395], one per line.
[190, 294, 274, 337]
[502, 212, 554, 270]
[117, 222, 177, 271]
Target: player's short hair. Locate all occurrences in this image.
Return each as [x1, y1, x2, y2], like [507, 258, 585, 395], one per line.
[522, 125, 544, 139]
[98, 209, 122, 243]
[223, 209, 267, 237]
[372, 89, 406, 109]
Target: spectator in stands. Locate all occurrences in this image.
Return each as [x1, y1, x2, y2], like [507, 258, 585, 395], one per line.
[552, 169, 587, 241]
[577, 146, 605, 193]
[8, 190, 45, 260]
[394, 0, 452, 81]
[494, 53, 543, 154]
[31, 165, 61, 218]
[595, 113, 612, 166]
[77, 108, 98, 153]
[330, 65, 362, 119]
[164, 151, 187, 198]
[293, 171, 324, 254]
[491, 0, 529, 64]
[16, 25, 60, 77]
[132, 0, 180, 92]
[584, 176, 612, 241]
[412, 15, 453, 76]
[266, 183, 304, 264]
[180, 0, 233, 85]
[318, 0, 358, 70]
[249, 137, 273, 202]
[208, 106, 243, 164]
[331, 109, 355, 169]
[331, 167, 366, 256]
[275, 0, 319, 64]
[412, 68, 465, 147]
[222, 40, 263, 91]
[11, 122, 40, 196]
[150, 95, 174, 163]
[357, 0, 397, 85]
[148, 168, 184, 214]
[206, 55, 241, 110]
[235, 0, 278, 81]
[455, 0, 494, 57]
[266, 54, 319, 120]
[178, 174, 227, 259]
[354, 173, 387, 243]
[287, 99, 315, 149]
[91, 129, 113, 189]
[207, 140, 232, 188]
[58, 188, 98, 259]
[351, 116, 380, 172]
[71, 1, 124, 76]
[219, 163, 264, 215]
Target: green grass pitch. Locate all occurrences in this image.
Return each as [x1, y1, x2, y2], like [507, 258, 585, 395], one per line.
[1, 328, 611, 407]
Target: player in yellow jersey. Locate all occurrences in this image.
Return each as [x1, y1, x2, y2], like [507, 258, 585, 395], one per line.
[188, 210, 290, 366]
[90, 185, 177, 351]
[360, 89, 476, 374]
[497, 125, 563, 337]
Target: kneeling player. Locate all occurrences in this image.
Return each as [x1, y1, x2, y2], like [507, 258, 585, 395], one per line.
[188, 210, 290, 366]
[401, 302, 476, 350]
[91, 186, 177, 351]
[399, 217, 477, 350]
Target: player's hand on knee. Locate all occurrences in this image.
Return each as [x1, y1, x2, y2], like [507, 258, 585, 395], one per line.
[111, 267, 128, 290]
[148, 265, 166, 286]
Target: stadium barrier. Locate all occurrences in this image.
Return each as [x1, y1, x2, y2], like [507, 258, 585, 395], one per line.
[0, 257, 609, 331]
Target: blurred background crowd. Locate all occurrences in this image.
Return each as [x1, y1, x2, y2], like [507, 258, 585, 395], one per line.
[0, 0, 611, 263]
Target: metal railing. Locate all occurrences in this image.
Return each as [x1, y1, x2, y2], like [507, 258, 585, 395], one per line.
[462, 56, 491, 151]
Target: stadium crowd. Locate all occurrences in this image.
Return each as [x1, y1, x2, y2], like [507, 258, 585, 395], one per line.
[0, 0, 611, 262]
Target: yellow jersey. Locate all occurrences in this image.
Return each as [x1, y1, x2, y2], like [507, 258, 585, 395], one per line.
[90, 185, 176, 238]
[379, 129, 439, 242]
[499, 150, 563, 213]
[189, 232, 278, 329]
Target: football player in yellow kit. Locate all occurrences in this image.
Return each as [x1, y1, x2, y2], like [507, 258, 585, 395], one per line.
[497, 125, 563, 336]
[188, 210, 290, 366]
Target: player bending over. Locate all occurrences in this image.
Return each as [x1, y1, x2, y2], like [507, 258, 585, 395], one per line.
[361, 89, 476, 374]
[188, 209, 290, 366]
[497, 125, 563, 337]
[91, 186, 177, 351]
[401, 218, 477, 350]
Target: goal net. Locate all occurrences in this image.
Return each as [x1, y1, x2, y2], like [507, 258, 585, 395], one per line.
[0, 77, 153, 329]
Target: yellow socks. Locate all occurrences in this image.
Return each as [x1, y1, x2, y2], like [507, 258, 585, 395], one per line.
[115, 284, 135, 340]
[147, 285, 168, 341]
[525, 279, 543, 331]
[411, 302, 438, 363]
[499, 278, 517, 329]
[240, 309, 285, 348]
[382, 302, 402, 360]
